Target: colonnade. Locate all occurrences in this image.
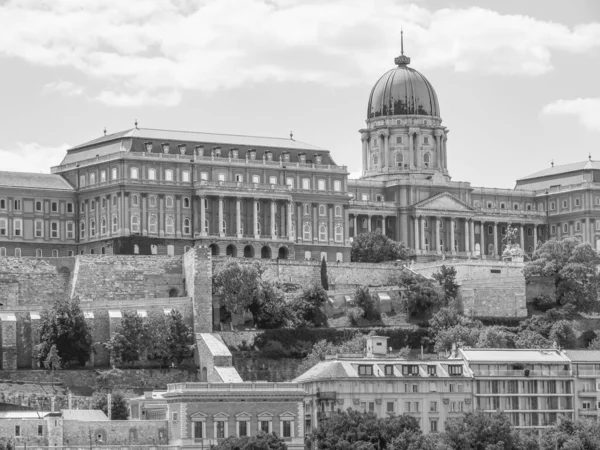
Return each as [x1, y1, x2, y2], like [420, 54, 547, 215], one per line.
[350, 213, 394, 238]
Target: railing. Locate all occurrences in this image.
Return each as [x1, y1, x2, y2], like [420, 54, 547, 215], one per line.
[349, 200, 398, 208]
[472, 370, 571, 377]
[167, 382, 303, 393]
[316, 391, 337, 400]
[51, 151, 348, 173]
[577, 369, 600, 376]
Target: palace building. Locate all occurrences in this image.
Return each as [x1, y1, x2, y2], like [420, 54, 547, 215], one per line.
[0, 43, 598, 261]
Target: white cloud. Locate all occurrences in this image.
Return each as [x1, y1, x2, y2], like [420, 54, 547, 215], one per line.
[0, 142, 70, 173]
[0, 1, 598, 106]
[42, 80, 84, 97]
[542, 98, 600, 132]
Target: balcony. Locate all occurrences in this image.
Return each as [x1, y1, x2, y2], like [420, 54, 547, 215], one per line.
[316, 391, 337, 401]
[472, 370, 571, 378]
[578, 408, 599, 415]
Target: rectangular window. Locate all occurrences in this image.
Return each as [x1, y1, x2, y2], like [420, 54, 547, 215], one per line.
[401, 365, 419, 376]
[15, 425, 20, 437]
[427, 365, 437, 376]
[0, 218, 6, 236]
[100, 170, 106, 182]
[35, 200, 42, 211]
[430, 420, 438, 433]
[14, 219, 22, 236]
[218, 173, 226, 182]
[194, 421, 203, 439]
[239, 421, 247, 437]
[413, 402, 419, 412]
[66, 222, 75, 239]
[412, 384, 418, 393]
[14, 200, 21, 211]
[182, 171, 190, 182]
[0, 199, 5, 209]
[550, 201, 556, 211]
[358, 365, 373, 376]
[318, 179, 326, 190]
[387, 402, 394, 413]
[200, 172, 208, 181]
[448, 365, 463, 375]
[111, 168, 118, 180]
[384, 365, 394, 376]
[51, 202, 58, 212]
[35, 220, 43, 238]
[302, 178, 310, 189]
[404, 402, 411, 412]
[216, 422, 225, 439]
[260, 421, 270, 433]
[38, 425, 43, 437]
[148, 168, 156, 180]
[51, 222, 59, 238]
[282, 421, 291, 438]
[430, 401, 437, 412]
[269, 176, 277, 185]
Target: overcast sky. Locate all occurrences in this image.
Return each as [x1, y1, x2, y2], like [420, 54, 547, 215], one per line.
[0, 0, 599, 188]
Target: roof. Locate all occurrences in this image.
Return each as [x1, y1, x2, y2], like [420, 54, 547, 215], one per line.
[0, 171, 74, 191]
[198, 333, 232, 357]
[517, 160, 600, 182]
[61, 409, 109, 421]
[564, 350, 600, 363]
[214, 366, 244, 383]
[459, 349, 570, 363]
[0, 411, 51, 419]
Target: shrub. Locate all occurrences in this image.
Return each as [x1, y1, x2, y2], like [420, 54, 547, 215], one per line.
[346, 307, 365, 326]
[354, 286, 382, 321]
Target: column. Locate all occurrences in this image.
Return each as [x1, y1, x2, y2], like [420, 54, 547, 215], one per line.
[218, 196, 224, 237]
[344, 208, 350, 243]
[493, 222, 498, 257]
[383, 132, 390, 169]
[117, 194, 122, 235]
[328, 206, 334, 242]
[463, 218, 469, 253]
[200, 196, 207, 236]
[435, 217, 441, 254]
[470, 219, 475, 255]
[159, 195, 164, 237]
[288, 201, 294, 241]
[271, 200, 276, 239]
[84, 200, 89, 240]
[312, 204, 318, 242]
[480, 221, 485, 258]
[533, 225, 538, 251]
[236, 198, 242, 238]
[413, 216, 419, 252]
[420, 216, 426, 252]
[415, 132, 421, 169]
[280, 202, 286, 238]
[585, 218, 590, 244]
[353, 215, 358, 237]
[124, 193, 130, 234]
[361, 135, 368, 172]
[450, 217, 456, 254]
[193, 196, 199, 238]
[520, 224, 525, 250]
[142, 194, 147, 236]
[443, 136, 448, 169]
[367, 215, 372, 232]
[254, 199, 259, 238]
[175, 196, 182, 238]
[379, 134, 385, 170]
[408, 133, 414, 168]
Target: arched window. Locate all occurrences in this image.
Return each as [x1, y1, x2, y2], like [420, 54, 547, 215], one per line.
[576, 221, 581, 232]
[302, 178, 310, 189]
[256, 222, 261, 235]
[372, 154, 379, 168]
[148, 168, 156, 180]
[90, 219, 96, 237]
[319, 205, 326, 216]
[527, 227, 533, 237]
[183, 197, 190, 208]
[165, 169, 174, 181]
[166, 216, 174, 234]
[319, 224, 327, 241]
[563, 223, 568, 234]
[149, 195, 156, 207]
[101, 218, 107, 235]
[130, 167, 139, 179]
[396, 152, 403, 167]
[52, 249, 58, 258]
[149, 215, 157, 233]
[166, 196, 174, 208]
[318, 179, 326, 190]
[101, 197, 106, 209]
[36, 249, 42, 258]
[423, 153, 430, 167]
[286, 177, 294, 188]
[335, 225, 343, 242]
[204, 219, 209, 234]
[132, 195, 139, 206]
[303, 223, 312, 241]
[335, 206, 342, 217]
[0, 247, 6, 257]
[89, 173, 96, 184]
[112, 215, 118, 233]
[221, 220, 227, 234]
[183, 218, 191, 235]
[303, 204, 310, 215]
[131, 215, 140, 233]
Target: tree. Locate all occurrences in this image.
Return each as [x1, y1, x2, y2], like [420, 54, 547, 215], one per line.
[35, 297, 93, 367]
[213, 261, 263, 316]
[321, 257, 329, 290]
[391, 272, 442, 317]
[442, 411, 520, 450]
[353, 286, 381, 321]
[312, 409, 422, 450]
[351, 231, 409, 263]
[251, 282, 292, 329]
[541, 418, 600, 450]
[588, 336, 600, 350]
[297, 332, 366, 375]
[523, 237, 600, 312]
[213, 432, 287, 450]
[44, 344, 61, 392]
[92, 390, 129, 420]
[432, 265, 459, 304]
[290, 283, 329, 328]
[104, 310, 148, 365]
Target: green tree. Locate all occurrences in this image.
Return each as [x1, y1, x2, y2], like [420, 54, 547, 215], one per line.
[353, 286, 381, 321]
[351, 231, 409, 263]
[432, 265, 459, 304]
[104, 310, 148, 365]
[312, 409, 422, 450]
[251, 282, 292, 329]
[35, 297, 93, 367]
[92, 390, 129, 420]
[541, 418, 600, 450]
[213, 261, 263, 316]
[166, 310, 195, 364]
[391, 272, 442, 317]
[321, 257, 329, 290]
[290, 283, 329, 328]
[297, 332, 366, 375]
[588, 336, 600, 350]
[213, 432, 288, 450]
[427, 307, 483, 353]
[523, 237, 600, 312]
[549, 320, 576, 348]
[475, 326, 512, 349]
[44, 344, 62, 392]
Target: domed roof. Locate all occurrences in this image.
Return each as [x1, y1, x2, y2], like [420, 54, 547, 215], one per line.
[367, 52, 440, 119]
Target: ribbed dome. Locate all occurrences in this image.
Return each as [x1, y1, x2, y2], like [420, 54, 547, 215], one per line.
[367, 61, 440, 119]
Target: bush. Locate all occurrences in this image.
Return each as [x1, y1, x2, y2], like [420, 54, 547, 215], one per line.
[290, 283, 329, 328]
[346, 307, 365, 326]
[533, 294, 555, 310]
[354, 286, 382, 321]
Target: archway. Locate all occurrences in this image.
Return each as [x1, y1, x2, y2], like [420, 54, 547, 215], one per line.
[278, 247, 289, 260]
[261, 246, 272, 259]
[168, 288, 179, 298]
[244, 245, 255, 258]
[209, 243, 219, 256]
[226, 244, 237, 257]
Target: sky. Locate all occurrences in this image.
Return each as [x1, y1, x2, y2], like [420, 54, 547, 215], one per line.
[0, 0, 599, 188]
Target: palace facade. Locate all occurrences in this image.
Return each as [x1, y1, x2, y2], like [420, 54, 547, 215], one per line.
[1, 46, 598, 261]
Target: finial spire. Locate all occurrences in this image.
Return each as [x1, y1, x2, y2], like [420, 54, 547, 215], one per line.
[394, 28, 411, 66]
[290, 131, 294, 140]
[134, 119, 138, 129]
[551, 159, 554, 167]
[103, 127, 106, 136]
[589, 153, 592, 161]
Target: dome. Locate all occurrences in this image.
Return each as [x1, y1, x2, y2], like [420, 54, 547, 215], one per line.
[367, 54, 440, 119]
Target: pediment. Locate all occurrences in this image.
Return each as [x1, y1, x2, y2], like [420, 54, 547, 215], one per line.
[213, 412, 230, 418]
[257, 412, 274, 418]
[190, 412, 207, 418]
[279, 411, 296, 418]
[414, 192, 474, 212]
[235, 412, 252, 418]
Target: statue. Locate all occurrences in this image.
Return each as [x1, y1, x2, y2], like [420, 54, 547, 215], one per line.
[502, 225, 525, 262]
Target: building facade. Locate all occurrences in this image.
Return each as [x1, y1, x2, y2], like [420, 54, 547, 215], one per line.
[564, 350, 600, 420]
[1, 46, 599, 261]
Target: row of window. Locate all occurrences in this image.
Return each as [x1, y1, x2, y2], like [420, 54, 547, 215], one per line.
[481, 201, 535, 211]
[549, 197, 595, 211]
[13, 424, 44, 438]
[357, 364, 463, 377]
[0, 248, 72, 257]
[187, 417, 293, 440]
[0, 198, 75, 213]
[361, 399, 464, 416]
[0, 218, 75, 239]
[371, 134, 433, 147]
[550, 221, 600, 235]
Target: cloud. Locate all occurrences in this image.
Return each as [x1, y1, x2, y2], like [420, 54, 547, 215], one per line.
[0, 1, 598, 106]
[42, 80, 84, 97]
[0, 142, 70, 173]
[542, 98, 600, 132]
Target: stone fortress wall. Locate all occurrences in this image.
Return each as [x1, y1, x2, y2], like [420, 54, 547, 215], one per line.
[0, 249, 530, 370]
